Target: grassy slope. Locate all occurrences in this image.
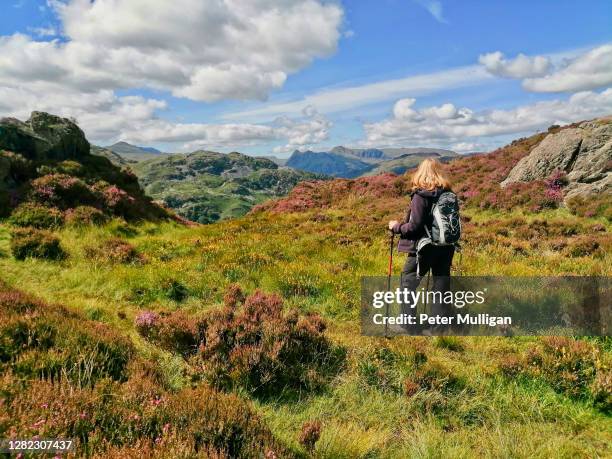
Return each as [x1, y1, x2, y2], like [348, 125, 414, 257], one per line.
[0, 210, 610, 457]
[1, 129, 611, 457]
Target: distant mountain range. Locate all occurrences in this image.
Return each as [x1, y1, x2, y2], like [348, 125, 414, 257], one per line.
[104, 141, 168, 162]
[89, 141, 461, 222]
[286, 146, 458, 177]
[286, 151, 372, 178]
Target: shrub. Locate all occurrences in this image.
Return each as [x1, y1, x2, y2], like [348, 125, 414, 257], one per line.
[408, 360, 465, 394]
[93, 182, 142, 220]
[0, 285, 289, 457]
[1, 151, 36, 183]
[590, 370, 612, 413]
[223, 283, 245, 308]
[136, 311, 198, 356]
[64, 206, 108, 226]
[498, 355, 524, 377]
[86, 238, 143, 264]
[535, 337, 600, 398]
[0, 190, 9, 217]
[193, 290, 342, 395]
[134, 311, 160, 338]
[565, 237, 601, 257]
[155, 312, 198, 356]
[8, 203, 64, 229]
[56, 159, 84, 176]
[567, 194, 612, 221]
[1, 376, 290, 458]
[10, 227, 66, 261]
[30, 173, 97, 209]
[299, 421, 322, 452]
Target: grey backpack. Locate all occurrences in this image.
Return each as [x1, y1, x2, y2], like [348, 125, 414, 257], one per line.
[425, 191, 461, 245]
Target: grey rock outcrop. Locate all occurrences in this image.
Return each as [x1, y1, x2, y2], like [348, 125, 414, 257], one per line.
[501, 117, 612, 200]
[0, 111, 90, 160]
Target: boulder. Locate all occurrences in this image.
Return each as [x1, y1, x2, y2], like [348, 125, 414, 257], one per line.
[0, 111, 90, 160]
[501, 117, 612, 200]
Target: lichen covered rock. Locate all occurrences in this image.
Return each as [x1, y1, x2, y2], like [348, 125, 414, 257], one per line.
[0, 111, 89, 160]
[501, 118, 611, 201]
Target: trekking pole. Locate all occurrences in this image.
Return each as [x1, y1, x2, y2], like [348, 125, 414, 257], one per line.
[385, 230, 394, 338]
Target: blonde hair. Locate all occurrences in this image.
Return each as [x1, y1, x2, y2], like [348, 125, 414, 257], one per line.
[410, 158, 451, 191]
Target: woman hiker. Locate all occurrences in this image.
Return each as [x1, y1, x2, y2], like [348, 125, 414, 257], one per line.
[387, 158, 457, 334]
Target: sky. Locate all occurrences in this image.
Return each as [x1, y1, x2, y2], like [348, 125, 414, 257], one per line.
[1, 0, 611, 157]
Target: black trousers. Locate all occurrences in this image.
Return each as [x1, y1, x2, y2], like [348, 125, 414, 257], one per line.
[400, 245, 455, 329]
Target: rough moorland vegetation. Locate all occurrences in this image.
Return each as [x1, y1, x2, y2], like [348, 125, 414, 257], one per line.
[0, 117, 610, 457]
[256, 121, 610, 220]
[0, 281, 293, 458]
[0, 112, 171, 223]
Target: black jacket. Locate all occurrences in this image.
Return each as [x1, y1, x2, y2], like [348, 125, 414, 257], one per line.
[392, 188, 445, 254]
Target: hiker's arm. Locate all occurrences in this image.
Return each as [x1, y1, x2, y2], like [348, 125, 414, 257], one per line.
[392, 195, 426, 237]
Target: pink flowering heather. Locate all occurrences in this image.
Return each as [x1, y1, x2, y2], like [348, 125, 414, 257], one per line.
[544, 169, 568, 190]
[541, 169, 567, 206]
[134, 310, 160, 337]
[102, 185, 135, 207]
[544, 187, 563, 202]
[30, 174, 96, 208]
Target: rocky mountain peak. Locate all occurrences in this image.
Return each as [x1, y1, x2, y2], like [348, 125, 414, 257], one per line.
[0, 111, 89, 160]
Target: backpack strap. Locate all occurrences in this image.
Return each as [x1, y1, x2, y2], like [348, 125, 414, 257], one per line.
[424, 192, 439, 238]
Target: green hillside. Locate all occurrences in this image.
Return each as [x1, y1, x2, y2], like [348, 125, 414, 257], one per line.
[132, 150, 327, 223]
[105, 141, 168, 162]
[1, 117, 610, 457]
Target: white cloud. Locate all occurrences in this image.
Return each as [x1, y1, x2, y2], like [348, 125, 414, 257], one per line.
[523, 44, 612, 92]
[28, 26, 58, 37]
[0, 0, 343, 102]
[451, 142, 487, 153]
[115, 105, 331, 152]
[479, 45, 612, 93]
[362, 89, 612, 148]
[224, 65, 492, 120]
[0, 79, 330, 152]
[479, 51, 551, 78]
[393, 98, 420, 120]
[414, 0, 447, 23]
[0, 0, 341, 151]
[0, 84, 168, 141]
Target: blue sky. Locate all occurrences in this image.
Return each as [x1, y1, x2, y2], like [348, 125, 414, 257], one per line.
[1, 0, 611, 156]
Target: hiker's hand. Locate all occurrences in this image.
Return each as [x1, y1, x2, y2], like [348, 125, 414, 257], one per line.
[388, 220, 398, 230]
